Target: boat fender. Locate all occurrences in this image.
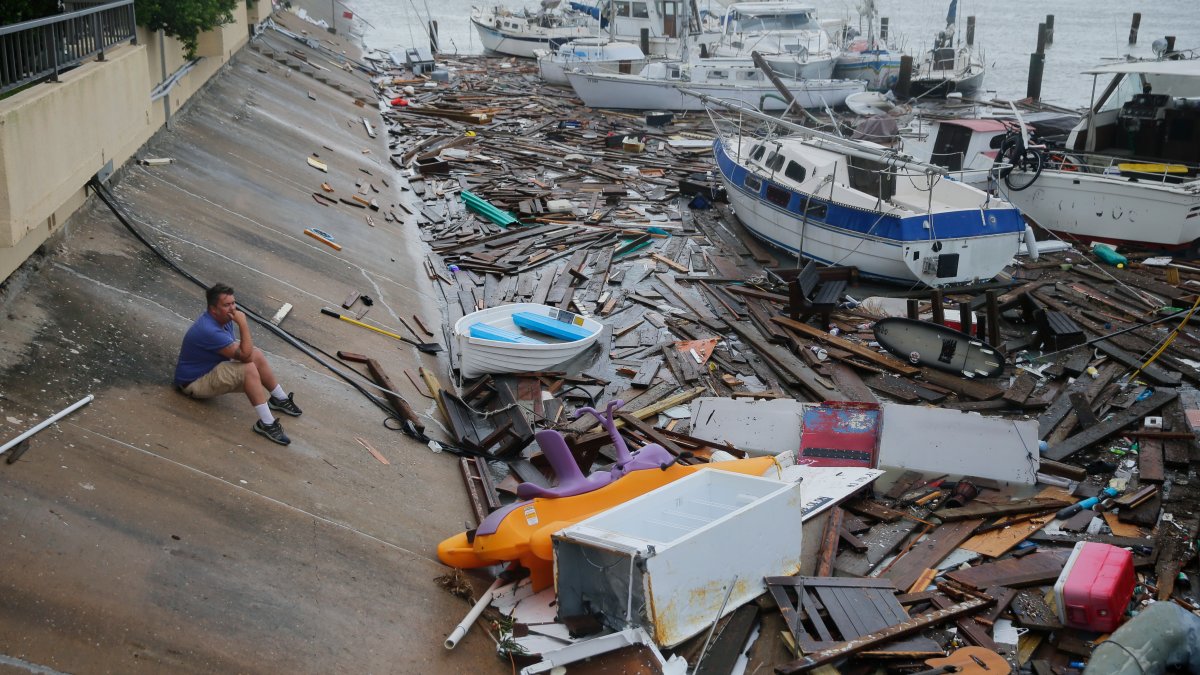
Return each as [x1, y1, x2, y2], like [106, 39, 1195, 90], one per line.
[1024, 224, 1040, 261]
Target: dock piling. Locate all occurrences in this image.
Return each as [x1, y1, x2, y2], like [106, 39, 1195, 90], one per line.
[966, 16, 975, 47]
[1045, 15, 1055, 45]
[1129, 13, 1141, 44]
[895, 55, 913, 99]
[1027, 52, 1045, 101]
[880, 17, 889, 42]
[931, 290, 945, 326]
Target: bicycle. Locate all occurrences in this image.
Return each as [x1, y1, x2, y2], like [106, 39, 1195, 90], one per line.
[991, 119, 1045, 191]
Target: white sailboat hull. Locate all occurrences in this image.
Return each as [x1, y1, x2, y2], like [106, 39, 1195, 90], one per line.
[724, 181, 1022, 285]
[471, 17, 594, 58]
[565, 69, 864, 111]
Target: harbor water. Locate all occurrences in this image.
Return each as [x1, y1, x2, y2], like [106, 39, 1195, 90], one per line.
[347, 0, 1200, 109]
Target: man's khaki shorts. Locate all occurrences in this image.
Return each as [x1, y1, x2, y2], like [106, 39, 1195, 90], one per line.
[182, 361, 245, 399]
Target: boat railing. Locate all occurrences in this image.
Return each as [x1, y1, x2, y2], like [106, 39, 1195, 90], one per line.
[1047, 152, 1199, 184]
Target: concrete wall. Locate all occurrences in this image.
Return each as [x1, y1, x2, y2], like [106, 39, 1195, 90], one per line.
[0, 4, 254, 283]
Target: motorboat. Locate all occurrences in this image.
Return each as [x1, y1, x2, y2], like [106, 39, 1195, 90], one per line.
[470, 0, 599, 58]
[710, 2, 839, 80]
[452, 303, 604, 378]
[565, 58, 865, 111]
[535, 37, 647, 86]
[1005, 56, 1200, 250]
[910, 0, 985, 98]
[700, 94, 1031, 286]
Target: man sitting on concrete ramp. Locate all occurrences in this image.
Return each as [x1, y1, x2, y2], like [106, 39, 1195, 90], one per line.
[174, 282, 302, 445]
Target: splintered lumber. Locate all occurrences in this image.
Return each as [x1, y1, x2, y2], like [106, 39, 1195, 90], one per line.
[1042, 389, 1179, 461]
[337, 351, 424, 433]
[880, 519, 984, 591]
[771, 316, 920, 376]
[355, 436, 390, 465]
[775, 597, 991, 674]
[815, 507, 845, 577]
[727, 321, 845, 401]
[962, 512, 1054, 558]
[946, 549, 1072, 590]
[572, 386, 706, 442]
[916, 368, 1005, 401]
[936, 497, 1070, 522]
[834, 520, 919, 578]
[844, 498, 906, 523]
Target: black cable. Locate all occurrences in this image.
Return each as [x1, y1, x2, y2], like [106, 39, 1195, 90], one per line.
[88, 177, 483, 457]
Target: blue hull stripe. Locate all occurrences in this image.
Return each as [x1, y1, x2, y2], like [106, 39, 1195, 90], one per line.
[713, 139, 1026, 242]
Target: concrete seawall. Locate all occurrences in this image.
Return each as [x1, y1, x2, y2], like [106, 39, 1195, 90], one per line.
[0, 11, 502, 673]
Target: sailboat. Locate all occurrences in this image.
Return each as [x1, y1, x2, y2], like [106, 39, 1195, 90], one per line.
[697, 92, 1030, 286]
[832, 0, 904, 92]
[471, 0, 599, 58]
[563, 0, 864, 111]
[910, 0, 985, 98]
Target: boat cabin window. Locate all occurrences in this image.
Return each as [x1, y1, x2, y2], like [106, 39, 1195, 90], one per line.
[744, 174, 762, 191]
[784, 161, 807, 183]
[731, 10, 816, 33]
[765, 184, 791, 207]
[739, 71, 762, 81]
[631, 2, 649, 18]
[847, 156, 896, 201]
[709, 70, 728, 80]
[667, 65, 681, 79]
[766, 152, 786, 172]
[750, 145, 766, 161]
[614, 1, 632, 17]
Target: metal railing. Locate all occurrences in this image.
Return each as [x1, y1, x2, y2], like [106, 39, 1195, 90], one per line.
[1, 0, 137, 96]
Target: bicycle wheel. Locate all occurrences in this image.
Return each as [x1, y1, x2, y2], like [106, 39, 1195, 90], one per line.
[1004, 148, 1043, 191]
[991, 135, 1020, 181]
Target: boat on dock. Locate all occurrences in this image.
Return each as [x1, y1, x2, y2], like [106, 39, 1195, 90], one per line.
[698, 94, 1029, 287]
[453, 303, 605, 378]
[470, 0, 599, 58]
[1005, 56, 1200, 250]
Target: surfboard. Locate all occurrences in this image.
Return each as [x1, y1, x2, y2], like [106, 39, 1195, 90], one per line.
[873, 317, 1005, 378]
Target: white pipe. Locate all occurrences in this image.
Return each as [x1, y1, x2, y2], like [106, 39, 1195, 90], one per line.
[0, 394, 94, 455]
[445, 578, 507, 650]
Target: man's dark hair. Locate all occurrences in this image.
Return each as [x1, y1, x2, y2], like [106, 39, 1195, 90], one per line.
[206, 283, 235, 308]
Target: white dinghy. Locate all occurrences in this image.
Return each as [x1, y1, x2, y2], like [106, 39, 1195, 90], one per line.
[453, 303, 605, 379]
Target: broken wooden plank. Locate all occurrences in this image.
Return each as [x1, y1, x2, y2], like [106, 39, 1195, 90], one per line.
[880, 519, 984, 591]
[1043, 389, 1179, 461]
[936, 497, 1070, 522]
[772, 316, 920, 376]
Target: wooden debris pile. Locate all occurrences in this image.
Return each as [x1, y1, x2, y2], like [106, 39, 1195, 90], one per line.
[358, 56, 1200, 673]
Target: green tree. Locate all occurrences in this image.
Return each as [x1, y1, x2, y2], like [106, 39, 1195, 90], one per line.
[137, 0, 239, 59]
[0, 0, 61, 26]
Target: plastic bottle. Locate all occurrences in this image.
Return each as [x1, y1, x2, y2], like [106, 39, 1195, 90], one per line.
[1092, 243, 1128, 268]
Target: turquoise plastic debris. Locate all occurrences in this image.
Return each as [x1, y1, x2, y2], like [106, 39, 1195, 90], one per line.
[460, 190, 519, 228]
[512, 311, 591, 341]
[468, 323, 544, 344]
[1092, 243, 1128, 268]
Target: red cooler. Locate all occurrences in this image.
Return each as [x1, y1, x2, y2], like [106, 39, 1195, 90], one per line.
[1053, 542, 1135, 632]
